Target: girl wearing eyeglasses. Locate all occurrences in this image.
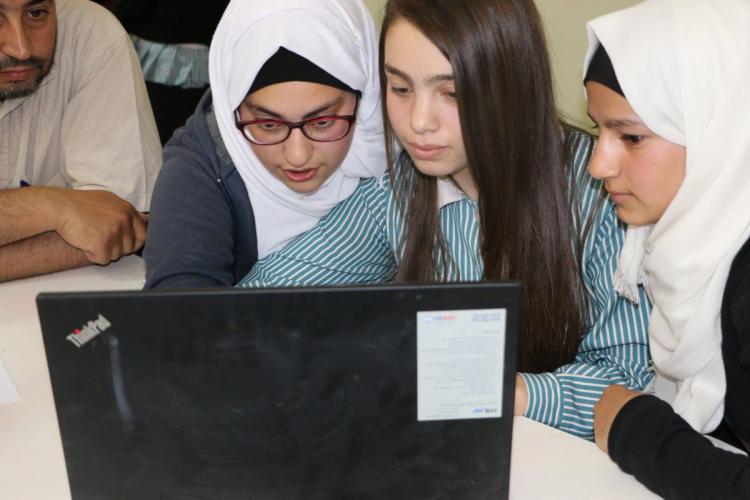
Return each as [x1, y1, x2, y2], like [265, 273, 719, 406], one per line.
[238, 0, 652, 441]
[143, 0, 385, 288]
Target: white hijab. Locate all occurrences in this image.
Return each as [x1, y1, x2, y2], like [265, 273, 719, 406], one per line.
[209, 0, 385, 258]
[585, 0, 750, 433]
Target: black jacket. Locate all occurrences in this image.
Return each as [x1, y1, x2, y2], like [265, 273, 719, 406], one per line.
[144, 91, 258, 288]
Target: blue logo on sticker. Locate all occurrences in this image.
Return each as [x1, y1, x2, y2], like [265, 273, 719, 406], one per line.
[473, 407, 499, 414]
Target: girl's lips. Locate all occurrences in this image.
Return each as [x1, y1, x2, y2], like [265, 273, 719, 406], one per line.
[407, 142, 447, 161]
[283, 168, 317, 182]
[608, 191, 633, 203]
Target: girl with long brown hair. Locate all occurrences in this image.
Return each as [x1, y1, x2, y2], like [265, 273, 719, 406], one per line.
[239, 0, 651, 440]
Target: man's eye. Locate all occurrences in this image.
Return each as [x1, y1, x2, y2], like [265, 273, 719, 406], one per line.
[27, 9, 49, 19]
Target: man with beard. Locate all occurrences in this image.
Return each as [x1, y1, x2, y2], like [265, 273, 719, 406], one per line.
[0, 0, 161, 282]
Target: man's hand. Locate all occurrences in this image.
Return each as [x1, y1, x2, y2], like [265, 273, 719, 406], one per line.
[52, 190, 147, 265]
[593, 385, 643, 454]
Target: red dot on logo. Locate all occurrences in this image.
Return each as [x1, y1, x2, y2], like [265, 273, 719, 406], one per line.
[74, 329, 81, 334]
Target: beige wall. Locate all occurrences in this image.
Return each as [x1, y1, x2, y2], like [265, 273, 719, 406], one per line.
[534, 0, 640, 127]
[363, 0, 640, 127]
[364, 0, 386, 20]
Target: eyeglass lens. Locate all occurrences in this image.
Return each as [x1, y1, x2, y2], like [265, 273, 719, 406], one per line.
[244, 117, 351, 144]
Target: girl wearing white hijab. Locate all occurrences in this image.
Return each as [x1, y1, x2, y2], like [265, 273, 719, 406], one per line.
[144, 0, 385, 288]
[584, 0, 750, 497]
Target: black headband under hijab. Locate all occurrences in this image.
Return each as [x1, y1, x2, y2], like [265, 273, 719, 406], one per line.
[248, 47, 359, 95]
[584, 44, 625, 98]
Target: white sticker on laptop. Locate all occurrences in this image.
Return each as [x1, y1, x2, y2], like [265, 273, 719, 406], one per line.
[417, 309, 506, 421]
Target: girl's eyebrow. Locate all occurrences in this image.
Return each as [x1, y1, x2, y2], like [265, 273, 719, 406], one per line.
[246, 96, 344, 121]
[587, 112, 643, 129]
[427, 74, 454, 84]
[247, 104, 283, 119]
[385, 63, 454, 86]
[604, 118, 644, 128]
[301, 97, 345, 120]
[384, 64, 413, 84]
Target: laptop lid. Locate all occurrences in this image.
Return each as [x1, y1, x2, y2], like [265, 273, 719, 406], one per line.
[37, 283, 520, 500]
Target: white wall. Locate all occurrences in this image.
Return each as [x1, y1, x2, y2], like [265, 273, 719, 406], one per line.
[363, 0, 641, 127]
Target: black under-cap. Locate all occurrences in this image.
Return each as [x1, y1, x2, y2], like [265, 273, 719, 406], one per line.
[248, 47, 358, 95]
[584, 44, 625, 98]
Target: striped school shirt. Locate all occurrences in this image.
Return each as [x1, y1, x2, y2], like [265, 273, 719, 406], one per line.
[238, 129, 652, 440]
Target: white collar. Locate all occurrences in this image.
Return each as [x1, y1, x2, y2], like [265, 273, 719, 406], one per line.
[436, 177, 470, 208]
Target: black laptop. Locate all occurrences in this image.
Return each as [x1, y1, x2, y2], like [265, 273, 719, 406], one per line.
[36, 283, 520, 500]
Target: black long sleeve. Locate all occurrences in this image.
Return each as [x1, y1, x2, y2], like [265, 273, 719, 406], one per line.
[722, 236, 750, 450]
[608, 395, 749, 500]
[608, 236, 750, 500]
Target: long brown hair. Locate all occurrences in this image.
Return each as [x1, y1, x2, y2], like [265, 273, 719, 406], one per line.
[380, 0, 589, 373]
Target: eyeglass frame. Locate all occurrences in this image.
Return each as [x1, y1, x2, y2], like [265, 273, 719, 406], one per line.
[234, 96, 360, 146]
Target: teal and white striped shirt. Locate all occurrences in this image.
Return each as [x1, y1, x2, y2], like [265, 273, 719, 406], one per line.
[238, 129, 652, 440]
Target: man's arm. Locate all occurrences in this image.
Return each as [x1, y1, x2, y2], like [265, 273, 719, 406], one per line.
[0, 232, 89, 282]
[0, 187, 88, 282]
[0, 187, 147, 282]
[0, 187, 59, 246]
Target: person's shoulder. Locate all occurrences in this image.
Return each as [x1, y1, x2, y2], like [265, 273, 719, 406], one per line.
[57, 0, 121, 27]
[351, 174, 390, 206]
[165, 92, 214, 151]
[56, 0, 129, 57]
[316, 176, 390, 232]
[162, 93, 237, 183]
[561, 125, 599, 192]
[726, 236, 750, 314]
[564, 124, 596, 145]
[563, 125, 596, 175]
[165, 92, 240, 180]
[732, 236, 750, 273]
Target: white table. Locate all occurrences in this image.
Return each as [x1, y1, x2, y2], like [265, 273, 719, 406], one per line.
[0, 257, 659, 499]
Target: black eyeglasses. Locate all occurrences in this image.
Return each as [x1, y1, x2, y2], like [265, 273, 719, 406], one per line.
[234, 99, 359, 146]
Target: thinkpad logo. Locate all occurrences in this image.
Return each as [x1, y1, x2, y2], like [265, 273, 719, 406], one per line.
[66, 314, 111, 348]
